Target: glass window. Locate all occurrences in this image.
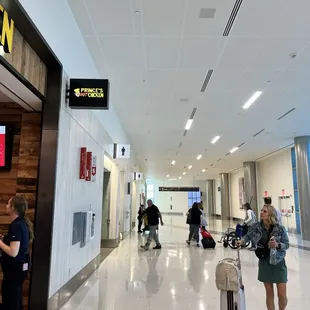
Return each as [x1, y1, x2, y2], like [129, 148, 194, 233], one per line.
[147, 191, 154, 199]
[188, 191, 201, 207]
[146, 184, 154, 201]
[147, 184, 154, 191]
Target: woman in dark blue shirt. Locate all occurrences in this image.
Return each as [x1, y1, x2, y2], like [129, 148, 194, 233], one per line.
[0, 195, 33, 310]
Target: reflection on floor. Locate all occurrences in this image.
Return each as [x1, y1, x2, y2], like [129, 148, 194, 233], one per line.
[61, 216, 310, 309]
[100, 248, 114, 264]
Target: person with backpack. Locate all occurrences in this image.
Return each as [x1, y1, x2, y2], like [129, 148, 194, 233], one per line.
[186, 202, 202, 247]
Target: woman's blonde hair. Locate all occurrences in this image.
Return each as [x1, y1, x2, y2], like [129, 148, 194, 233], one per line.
[263, 204, 278, 225]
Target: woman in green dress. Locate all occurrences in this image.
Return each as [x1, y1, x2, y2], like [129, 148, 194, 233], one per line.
[237, 205, 289, 310]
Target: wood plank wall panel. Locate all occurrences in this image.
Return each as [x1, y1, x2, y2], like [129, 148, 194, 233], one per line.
[3, 29, 47, 95]
[0, 104, 41, 308]
[17, 113, 41, 222]
[0, 102, 23, 232]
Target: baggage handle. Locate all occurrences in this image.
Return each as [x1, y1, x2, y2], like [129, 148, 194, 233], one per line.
[236, 246, 244, 290]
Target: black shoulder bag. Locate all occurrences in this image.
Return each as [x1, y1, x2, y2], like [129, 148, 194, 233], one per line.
[255, 225, 274, 260]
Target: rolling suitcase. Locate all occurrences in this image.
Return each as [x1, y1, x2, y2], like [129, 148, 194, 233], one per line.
[201, 228, 216, 249]
[216, 248, 246, 310]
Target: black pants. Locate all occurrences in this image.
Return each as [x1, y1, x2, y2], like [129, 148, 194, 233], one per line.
[1, 264, 26, 310]
[138, 217, 143, 231]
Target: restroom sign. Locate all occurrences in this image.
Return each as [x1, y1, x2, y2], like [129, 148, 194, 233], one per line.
[113, 144, 131, 159]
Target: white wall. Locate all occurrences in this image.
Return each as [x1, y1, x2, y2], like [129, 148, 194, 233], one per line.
[230, 168, 245, 219]
[156, 191, 189, 213]
[148, 179, 206, 214]
[50, 74, 109, 297]
[215, 177, 221, 215]
[256, 148, 296, 230]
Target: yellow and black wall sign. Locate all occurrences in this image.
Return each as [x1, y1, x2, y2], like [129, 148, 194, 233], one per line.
[0, 5, 14, 54]
[69, 79, 110, 110]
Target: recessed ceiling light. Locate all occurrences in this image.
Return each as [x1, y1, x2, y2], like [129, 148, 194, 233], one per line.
[183, 172, 186, 176]
[185, 119, 193, 130]
[202, 169, 206, 173]
[171, 160, 176, 165]
[243, 91, 263, 109]
[188, 165, 192, 170]
[166, 174, 170, 177]
[197, 154, 202, 160]
[230, 147, 239, 153]
[179, 176, 182, 180]
[211, 135, 221, 144]
[168, 178, 177, 181]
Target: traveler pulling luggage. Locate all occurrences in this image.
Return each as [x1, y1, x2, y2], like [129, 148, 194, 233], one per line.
[201, 227, 216, 249]
[215, 248, 246, 310]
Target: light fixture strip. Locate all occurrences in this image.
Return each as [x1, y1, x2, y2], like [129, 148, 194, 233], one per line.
[211, 135, 221, 144]
[230, 147, 239, 153]
[185, 119, 193, 130]
[243, 91, 262, 109]
[197, 154, 202, 160]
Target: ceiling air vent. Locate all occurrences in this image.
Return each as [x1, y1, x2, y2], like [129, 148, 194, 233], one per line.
[179, 142, 183, 148]
[199, 8, 216, 19]
[223, 0, 243, 36]
[225, 152, 230, 156]
[238, 142, 245, 148]
[201, 70, 213, 92]
[183, 130, 188, 137]
[180, 98, 189, 103]
[253, 129, 265, 137]
[277, 108, 296, 121]
[217, 158, 222, 162]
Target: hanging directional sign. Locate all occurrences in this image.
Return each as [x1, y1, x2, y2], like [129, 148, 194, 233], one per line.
[134, 172, 143, 180]
[113, 144, 131, 159]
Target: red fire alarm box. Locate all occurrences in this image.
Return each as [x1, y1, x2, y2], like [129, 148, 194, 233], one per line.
[80, 147, 87, 179]
[86, 152, 92, 181]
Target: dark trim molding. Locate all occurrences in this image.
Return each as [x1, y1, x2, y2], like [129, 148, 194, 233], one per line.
[101, 238, 119, 248]
[48, 254, 101, 310]
[29, 68, 62, 310]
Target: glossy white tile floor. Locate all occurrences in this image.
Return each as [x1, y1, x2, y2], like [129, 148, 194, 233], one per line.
[61, 216, 310, 310]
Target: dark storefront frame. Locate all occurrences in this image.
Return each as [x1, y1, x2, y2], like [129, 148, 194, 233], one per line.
[0, 1, 63, 309]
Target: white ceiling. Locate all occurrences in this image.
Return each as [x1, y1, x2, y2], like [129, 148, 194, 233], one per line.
[68, 0, 310, 180]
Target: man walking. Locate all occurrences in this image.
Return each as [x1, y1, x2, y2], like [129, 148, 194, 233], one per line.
[141, 199, 164, 250]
